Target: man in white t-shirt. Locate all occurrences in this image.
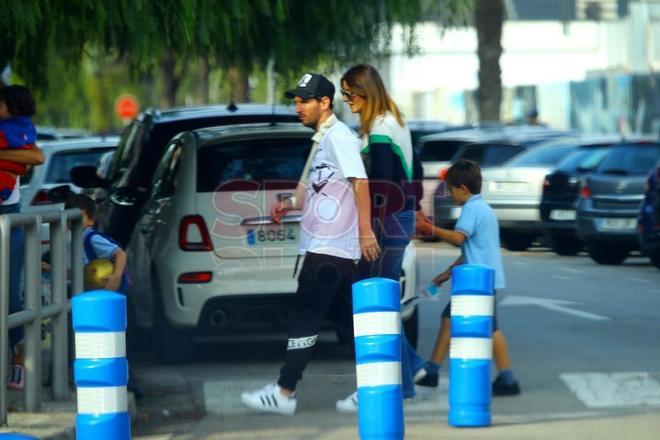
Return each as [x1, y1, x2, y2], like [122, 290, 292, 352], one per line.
[241, 73, 379, 415]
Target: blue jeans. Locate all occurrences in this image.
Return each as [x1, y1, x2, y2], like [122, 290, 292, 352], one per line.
[357, 210, 425, 398]
[0, 203, 24, 351]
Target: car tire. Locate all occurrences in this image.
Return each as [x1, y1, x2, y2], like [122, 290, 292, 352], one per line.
[549, 236, 582, 256]
[501, 233, 535, 251]
[152, 269, 193, 364]
[586, 240, 628, 265]
[402, 306, 419, 349]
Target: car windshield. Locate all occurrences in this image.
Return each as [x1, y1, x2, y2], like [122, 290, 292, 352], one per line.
[506, 144, 577, 167]
[556, 146, 610, 172]
[197, 137, 312, 192]
[596, 143, 660, 176]
[45, 148, 115, 184]
[419, 140, 466, 162]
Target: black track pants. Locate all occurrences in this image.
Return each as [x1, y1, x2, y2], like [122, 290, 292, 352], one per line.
[278, 252, 356, 391]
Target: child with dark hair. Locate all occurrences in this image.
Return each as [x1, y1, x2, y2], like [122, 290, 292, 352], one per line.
[0, 85, 37, 201]
[415, 159, 521, 395]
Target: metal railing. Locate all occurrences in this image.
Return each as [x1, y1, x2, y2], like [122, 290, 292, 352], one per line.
[0, 208, 83, 425]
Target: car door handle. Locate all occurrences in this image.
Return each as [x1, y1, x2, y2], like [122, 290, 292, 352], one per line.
[241, 215, 302, 225]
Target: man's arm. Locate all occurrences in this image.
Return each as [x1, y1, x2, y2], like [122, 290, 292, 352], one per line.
[0, 145, 45, 165]
[351, 177, 380, 262]
[271, 181, 306, 224]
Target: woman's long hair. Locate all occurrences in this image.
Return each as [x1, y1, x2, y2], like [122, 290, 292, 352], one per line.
[341, 64, 404, 138]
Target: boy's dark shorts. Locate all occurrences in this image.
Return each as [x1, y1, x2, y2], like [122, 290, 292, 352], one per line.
[441, 291, 499, 332]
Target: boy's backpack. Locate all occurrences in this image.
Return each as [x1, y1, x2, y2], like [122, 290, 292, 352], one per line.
[83, 229, 131, 293]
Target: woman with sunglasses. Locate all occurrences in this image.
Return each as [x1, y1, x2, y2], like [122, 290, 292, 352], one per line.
[336, 64, 437, 412]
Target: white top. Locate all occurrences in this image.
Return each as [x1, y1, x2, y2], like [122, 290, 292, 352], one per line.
[299, 114, 367, 260]
[2, 179, 20, 205]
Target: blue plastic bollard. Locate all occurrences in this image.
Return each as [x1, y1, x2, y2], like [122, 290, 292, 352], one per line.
[353, 278, 404, 440]
[72, 291, 131, 440]
[448, 264, 495, 427]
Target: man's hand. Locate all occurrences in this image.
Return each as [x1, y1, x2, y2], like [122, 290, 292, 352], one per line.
[433, 269, 451, 286]
[359, 228, 381, 262]
[104, 273, 122, 292]
[270, 201, 290, 224]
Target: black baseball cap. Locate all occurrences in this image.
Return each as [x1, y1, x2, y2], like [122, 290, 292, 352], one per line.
[284, 73, 335, 101]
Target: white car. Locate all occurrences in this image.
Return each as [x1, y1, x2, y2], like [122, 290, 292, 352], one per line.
[126, 123, 418, 363]
[19, 137, 118, 243]
[481, 141, 582, 250]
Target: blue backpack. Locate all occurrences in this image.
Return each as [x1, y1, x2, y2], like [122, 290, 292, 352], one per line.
[83, 229, 131, 294]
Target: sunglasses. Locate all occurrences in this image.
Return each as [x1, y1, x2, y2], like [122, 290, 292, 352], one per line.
[340, 89, 362, 100]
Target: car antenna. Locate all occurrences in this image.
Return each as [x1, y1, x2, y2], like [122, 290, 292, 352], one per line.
[227, 102, 238, 112]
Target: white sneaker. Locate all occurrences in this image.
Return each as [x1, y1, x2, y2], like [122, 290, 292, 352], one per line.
[335, 390, 358, 413]
[240, 383, 297, 416]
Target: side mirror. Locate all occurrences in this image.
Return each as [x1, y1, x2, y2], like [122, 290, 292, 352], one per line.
[70, 165, 110, 189]
[47, 185, 75, 203]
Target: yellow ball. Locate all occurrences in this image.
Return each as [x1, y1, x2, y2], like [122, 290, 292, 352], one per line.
[84, 259, 114, 290]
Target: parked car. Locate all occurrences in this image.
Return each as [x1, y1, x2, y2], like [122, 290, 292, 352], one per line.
[20, 137, 119, 242]
[126, 123, 419, 363]
[540, 136, 623, 255]
[638, 160, 660, 269]
[476, 141, 585, 251]
[71, 104, 300, 246]
[576, 142, 660, 264]
[425, 126, 573, 225]
[431, 130, 572, 231]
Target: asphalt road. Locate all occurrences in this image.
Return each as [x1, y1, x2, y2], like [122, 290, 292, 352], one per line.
[131, 241, 660, 438]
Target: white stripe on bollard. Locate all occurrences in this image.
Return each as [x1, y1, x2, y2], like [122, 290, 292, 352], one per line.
[356, 362, 402, 387]
[450, 337, 493, 360]
[353, 312, 401, 337]
[451, 296, 494, 316]
[75, 332, 126, 359]
[77, 386, 128, 414]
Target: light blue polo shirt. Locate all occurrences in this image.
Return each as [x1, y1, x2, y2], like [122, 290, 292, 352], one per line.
[455, 194, 506, 289]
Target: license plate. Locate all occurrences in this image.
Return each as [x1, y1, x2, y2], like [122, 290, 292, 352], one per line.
[597, 218, 637, 232]
[494, 181, 526, 192]
[247, 228, 296, 245]
[549, 209, 576, 221]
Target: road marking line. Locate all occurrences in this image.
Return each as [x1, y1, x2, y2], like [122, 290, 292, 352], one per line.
[560, 268, 584, 274]
[561, 372, 660, 408]
[500, 295, 609, 321]
[551, 274, 573, 280]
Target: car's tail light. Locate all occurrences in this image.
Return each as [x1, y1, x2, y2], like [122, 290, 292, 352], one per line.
[178, 271, 212, 283]
[543, 178, 551, 189]
[580, 185, 591, 199]
[31, 189, 54, 205]
[179, 215, 213, 251]
[438, 167, 448, 181]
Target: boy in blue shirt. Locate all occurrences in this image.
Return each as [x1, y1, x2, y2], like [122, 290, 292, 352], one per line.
[415, 159, 520, 395]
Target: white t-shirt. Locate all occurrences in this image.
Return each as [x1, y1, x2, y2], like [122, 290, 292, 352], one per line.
[299, 116, 367, 260]
[2, 179, 20, 205]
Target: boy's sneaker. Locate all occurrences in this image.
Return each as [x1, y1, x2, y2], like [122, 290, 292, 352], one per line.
[413, 362, 439, 388]
[240, 383, 297, 416]
[335, 390, 358, 413]
[7, 364, 24, 390]
[492, 375, 521, 396]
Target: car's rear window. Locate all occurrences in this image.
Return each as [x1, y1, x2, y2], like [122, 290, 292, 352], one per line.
[595, 143, 660, 176]
[506, 144, 577, 167]
[419, 140, 466, 162]
[197, 137, 312, 192]
[45, 148, 115, 184]
[556, 146, 610, 173]
[453, 143, 524, 167]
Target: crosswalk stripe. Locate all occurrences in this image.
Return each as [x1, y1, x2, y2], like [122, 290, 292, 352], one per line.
[561, 372, 660, 408]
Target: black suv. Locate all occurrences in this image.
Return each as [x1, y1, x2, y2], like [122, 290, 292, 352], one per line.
[72, 104, 299, 245]
[576, 142, 660, 264]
